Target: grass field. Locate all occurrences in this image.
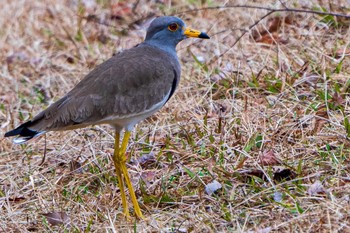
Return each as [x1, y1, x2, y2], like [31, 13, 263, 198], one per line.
[1, 0, 350, 232]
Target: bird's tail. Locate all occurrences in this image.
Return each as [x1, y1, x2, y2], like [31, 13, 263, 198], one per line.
[4, 121, 45, 144]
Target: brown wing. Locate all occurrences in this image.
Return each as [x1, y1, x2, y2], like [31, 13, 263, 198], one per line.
[29, 45, 181, 131]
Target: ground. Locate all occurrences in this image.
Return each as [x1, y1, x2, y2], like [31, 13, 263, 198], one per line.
[1, 0, 350, 232]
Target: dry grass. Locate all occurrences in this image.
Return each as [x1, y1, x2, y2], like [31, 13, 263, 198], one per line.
[1, 0, 350, 232]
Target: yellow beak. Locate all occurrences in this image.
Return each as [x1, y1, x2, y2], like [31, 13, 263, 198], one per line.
[184, 27, 210, 39]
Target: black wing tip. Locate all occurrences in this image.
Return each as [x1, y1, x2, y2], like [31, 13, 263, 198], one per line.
[5, 127, 24, 137]
[4, 121, 38, 138]
[4, 131, 15, 137]
[5, 121, 44, 144]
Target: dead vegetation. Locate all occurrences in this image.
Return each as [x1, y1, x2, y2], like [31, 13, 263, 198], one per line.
[1, 0, 350, 232]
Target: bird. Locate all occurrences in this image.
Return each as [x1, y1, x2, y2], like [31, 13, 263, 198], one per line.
[4, 16, 209, 219]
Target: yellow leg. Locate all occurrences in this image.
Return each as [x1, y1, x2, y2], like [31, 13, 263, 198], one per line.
[119, 131, 144, 219]
[112, 130, 129, 218]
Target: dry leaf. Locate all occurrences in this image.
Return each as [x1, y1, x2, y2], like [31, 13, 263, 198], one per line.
[42, 212, 70, 226]
[308, 180, 325, 196]
[205, 180, 222, 195]
[274, 191, 283, 202]
[110, 2, 132, 20]
[70, 160, 83, 174]
[141, 171, 157, 181]
[235, 157, 248, 169]
[268, 16, 283, 33]
[256, 33, 288, 45]
[6, 51, 28, 64]
[259, 150, 281, 166]
[293, 73, 320, 87]
[252, 15, 292, 44]
[312, 106, 329, 134]
[252, 15, 293, 40]
[81, 0, 96, 12]
[332, 48, 350, 59]
[246, 227, 272, 233]
[130, 152, 156, 167]
[330, 92, 345, 108]
[315, 107, 329, 119]
[141, 171, 157, 188]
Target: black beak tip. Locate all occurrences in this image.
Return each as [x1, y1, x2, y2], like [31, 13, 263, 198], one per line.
[199, 32, 210, 39]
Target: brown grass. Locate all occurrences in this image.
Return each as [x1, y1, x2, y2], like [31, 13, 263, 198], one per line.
[1, 0, 350, 232]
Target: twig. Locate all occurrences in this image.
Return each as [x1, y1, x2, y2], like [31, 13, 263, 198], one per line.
[210, 10, 275, 64]
[177, 4, 350, 65]
[177, 4, 350, 19]
[79, 3, 350, 66]
[39, 134, 47, 166]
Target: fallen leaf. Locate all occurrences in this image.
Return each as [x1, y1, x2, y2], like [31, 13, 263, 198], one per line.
[141, 171, 156, 181]
[312, 107, 329, 134]
[205, 180, 222, 195]
[6, 51, 28, 64]
[315, 107, 329, 119]
[259, 150, 281, 166]
[81, 0, 96, 12]
[273, 191, 283, 202]
[130, 152, 156, 167]
[235, 157, 248, 169]
[293, 73, 320, 87]
[255, 32, 288, 45]
[267, 15, 294, 32]
[210, 62, 235, 83]
[110, 2, 132, 20]
[42, 212, 70, 226]
[141, 171, 157, 188]
[246, 227, 272, 233]
[252, 15, 294, 41]
[70, 160, 83, 174]
[308, 180, 325, 196]
[332, 48, 350, 59]
[329, 92, 345, 108]
[268, 16, 284, 33]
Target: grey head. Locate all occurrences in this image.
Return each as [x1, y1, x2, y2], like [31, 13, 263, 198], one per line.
[143, 16, 209, 55]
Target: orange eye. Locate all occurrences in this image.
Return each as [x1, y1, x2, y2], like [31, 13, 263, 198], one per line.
[168, 23, 178, 32]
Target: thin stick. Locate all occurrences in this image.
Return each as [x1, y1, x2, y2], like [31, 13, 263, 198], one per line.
[177, 4, 350, 19]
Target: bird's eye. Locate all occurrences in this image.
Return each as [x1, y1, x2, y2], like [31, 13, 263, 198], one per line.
[168, 23, 179, 32]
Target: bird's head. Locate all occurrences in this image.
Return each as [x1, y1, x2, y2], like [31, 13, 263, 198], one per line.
[145, 16, 209, 49]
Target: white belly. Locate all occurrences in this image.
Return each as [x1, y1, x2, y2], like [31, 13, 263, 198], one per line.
[97, 89, 171, 131]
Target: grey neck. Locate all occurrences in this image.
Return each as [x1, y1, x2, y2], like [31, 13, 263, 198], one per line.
[142, 40, 178, 59]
